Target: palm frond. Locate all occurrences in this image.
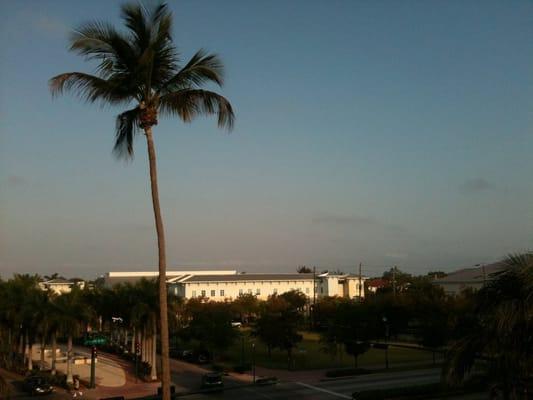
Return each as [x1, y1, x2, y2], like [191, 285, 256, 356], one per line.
[159, 89, 234, 130]
[159, 50, 224, 94]
[49, 72, 129, 105]
[121, 2, 151, 51]
[69, 21, 136, 73]
[113, 107, 141, 159]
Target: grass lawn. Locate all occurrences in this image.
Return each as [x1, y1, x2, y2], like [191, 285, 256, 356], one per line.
[219, 330, 439, 371]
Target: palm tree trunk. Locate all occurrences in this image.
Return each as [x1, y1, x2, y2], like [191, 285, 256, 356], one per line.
[131, 327, 136, 354]
[142, 326, 147, 363]
[151, 317, 157, 380]
[51, 331, 57, 375]
[24, 331, 29, 365]
[144, 127, 170, 400]
[66, 335, 73, 384]
[40, 335, 46, 370]
[19, 333, 24, 355]
[28, 341, 33, 371]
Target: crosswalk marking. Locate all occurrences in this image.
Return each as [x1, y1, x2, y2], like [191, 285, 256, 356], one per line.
[295, 382, 352, 399]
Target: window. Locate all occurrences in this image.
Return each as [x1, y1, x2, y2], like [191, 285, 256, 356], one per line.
[192, 290, 196, 297]
[273, 288, 278, 294]
[201, 290, 206, 297]
[248, 289, 252, 294]
[305, 287, 310, 294]
[256, 288, 260, 295]
[320, 287, 324, 294]
[239, 289, 243, 295]
[220, 290, 224, 296]
[211, 290, 216, 297]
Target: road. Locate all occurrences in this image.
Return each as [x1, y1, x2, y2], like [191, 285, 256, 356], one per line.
[173, 368, 486, 399]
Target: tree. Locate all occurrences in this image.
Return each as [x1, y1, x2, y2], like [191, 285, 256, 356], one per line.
[49, 4, 234, 398]
[181, 301, 237, 360]
[254, 295, 303, 369]
[297, 266, 312, 274]
[405, 281, 449, 364]
[232, 293, 260, 323]
[54, 288, 92, 384]
[443, 253, 533, 399]
[319, 299, 372, 368]
[280, 290, 308, 312]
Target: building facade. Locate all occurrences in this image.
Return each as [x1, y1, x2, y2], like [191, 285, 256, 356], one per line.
[433, 261, 507, 296]
[105, 270, 367, 300]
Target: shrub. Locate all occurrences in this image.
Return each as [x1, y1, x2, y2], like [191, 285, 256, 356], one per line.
[232, 363, 251, 373]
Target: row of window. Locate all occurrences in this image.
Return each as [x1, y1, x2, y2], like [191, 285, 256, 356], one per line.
[190, 287, 312, 298]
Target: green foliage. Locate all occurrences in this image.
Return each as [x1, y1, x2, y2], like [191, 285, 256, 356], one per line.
[232, 293, 260, 323]
[180, 301, 237, 357]
[253, 294, 303, 369]
[49, 2, 234, 159]
[444, 252, 533, 397]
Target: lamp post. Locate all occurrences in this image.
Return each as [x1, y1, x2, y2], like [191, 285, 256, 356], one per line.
[251, 342, 256, 384]
[382, 316, 390, 369]
[89, 346, 96, 388]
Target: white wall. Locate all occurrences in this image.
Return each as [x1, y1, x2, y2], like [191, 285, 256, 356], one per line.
[182, 278, 315, 301]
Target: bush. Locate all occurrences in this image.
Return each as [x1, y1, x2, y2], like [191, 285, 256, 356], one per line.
[325, 368, 372, 378]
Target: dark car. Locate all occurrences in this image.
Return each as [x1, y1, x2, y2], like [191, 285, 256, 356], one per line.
[201, 373, 223, 391]
[23, 376, 54, 396]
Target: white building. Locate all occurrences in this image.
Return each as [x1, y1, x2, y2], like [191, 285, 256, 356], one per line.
[39, 279, 85, 294]
[104, 270, 367, 300]
[433, 261, 507, 296]
[104, 270, 237, 288]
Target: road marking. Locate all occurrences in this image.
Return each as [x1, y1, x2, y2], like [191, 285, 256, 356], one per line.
[296, 382, 351, 399]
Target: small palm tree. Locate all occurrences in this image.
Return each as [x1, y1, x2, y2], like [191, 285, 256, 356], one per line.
[49, 3, 234, 397]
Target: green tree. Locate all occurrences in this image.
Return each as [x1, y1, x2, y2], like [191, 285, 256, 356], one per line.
[233, 293, 260, 323]
[49, 4, 234, 398]
[181, 301, 237, 360]
[443, 253, 533, 399]
[54, 288, 92, 384]
[254, 295, 303, 369]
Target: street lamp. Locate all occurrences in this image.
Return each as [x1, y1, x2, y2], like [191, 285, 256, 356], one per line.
[382, 316, 390, 369]
[251, 342, 256, 384]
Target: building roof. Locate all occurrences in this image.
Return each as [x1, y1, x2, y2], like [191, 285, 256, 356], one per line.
[366, 278, 388, 288]
[43, 278, 73, 284]
[433, 261, 507, 284]
[181, 273, 316, 283]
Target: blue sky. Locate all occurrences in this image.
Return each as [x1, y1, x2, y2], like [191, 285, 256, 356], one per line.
[1, 0, 531, 279]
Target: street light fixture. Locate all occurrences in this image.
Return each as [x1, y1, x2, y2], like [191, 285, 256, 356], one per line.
[251, 342, 256, 384]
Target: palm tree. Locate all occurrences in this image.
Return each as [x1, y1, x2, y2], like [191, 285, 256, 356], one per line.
[443, 253, 533, 399]
[49, 4, 234, 398]
[54, 288, 92, 384]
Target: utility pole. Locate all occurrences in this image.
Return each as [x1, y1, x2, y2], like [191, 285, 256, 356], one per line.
[392, 266, 397, 300]
[358, 263, 362, 300]
[313, 266, 316, 305]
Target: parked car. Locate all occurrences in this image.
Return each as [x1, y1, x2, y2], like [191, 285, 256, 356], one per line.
[23, 376, 53, 396]
[230, 321, 242, 328]
[201, 373, 223, 391]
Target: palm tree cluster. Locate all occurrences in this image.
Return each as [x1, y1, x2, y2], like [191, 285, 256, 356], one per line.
[0, 274, 89, 384]
[0, 275, 178, 385]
